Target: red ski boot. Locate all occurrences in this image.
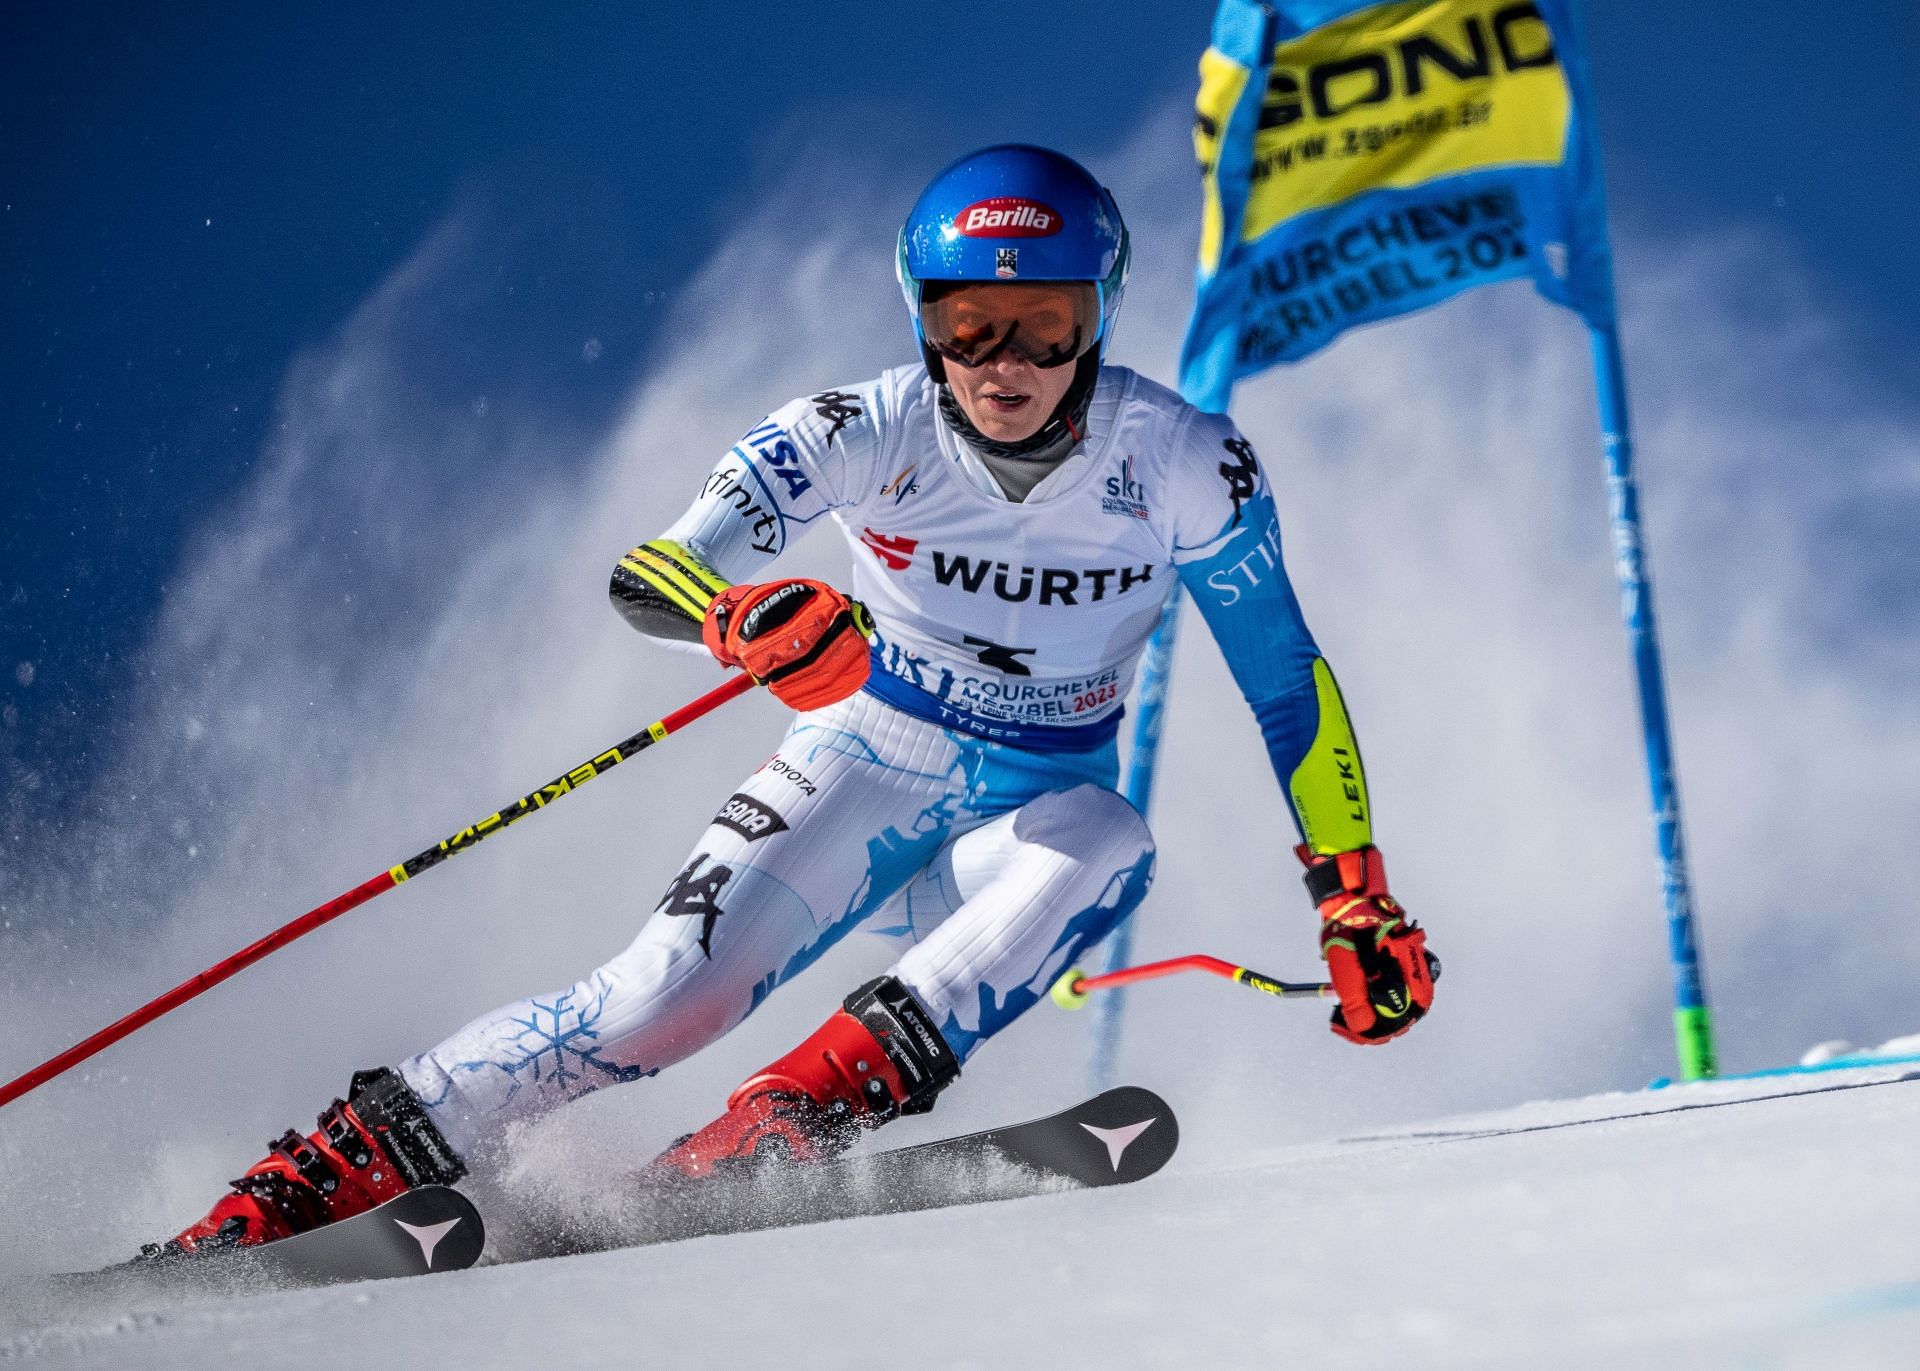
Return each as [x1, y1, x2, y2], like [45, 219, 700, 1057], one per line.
[651, 976, 960, 1180]
[145, 1067, 466, 1257]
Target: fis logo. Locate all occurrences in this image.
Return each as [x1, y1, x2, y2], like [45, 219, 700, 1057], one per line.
[879, 465, 921, 503]
[956, 197, 1062, 238]
[861, 527, 919, 571]
[1101, 455, 1150, 519]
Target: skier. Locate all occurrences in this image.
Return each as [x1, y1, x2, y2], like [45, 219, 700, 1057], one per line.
[153, 144, 1436, 1255]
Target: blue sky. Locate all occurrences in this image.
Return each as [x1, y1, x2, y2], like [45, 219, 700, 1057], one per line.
[5, 2, 1917, 804]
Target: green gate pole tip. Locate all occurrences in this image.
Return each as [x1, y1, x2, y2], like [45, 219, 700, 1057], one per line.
[1675, 1006, 1719, 1080]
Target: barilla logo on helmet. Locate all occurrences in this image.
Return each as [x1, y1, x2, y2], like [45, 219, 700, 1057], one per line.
[955, 197, 1062, 238]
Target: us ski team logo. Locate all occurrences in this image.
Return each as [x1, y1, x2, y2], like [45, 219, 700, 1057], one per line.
[879, 464, 921, 503]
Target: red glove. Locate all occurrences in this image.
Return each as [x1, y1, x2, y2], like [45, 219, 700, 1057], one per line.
[702, 579, 873, 711]
[1298, 844, 1437, 1045]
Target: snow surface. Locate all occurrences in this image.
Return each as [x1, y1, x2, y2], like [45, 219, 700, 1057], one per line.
[5, 1064, 1919, 1370]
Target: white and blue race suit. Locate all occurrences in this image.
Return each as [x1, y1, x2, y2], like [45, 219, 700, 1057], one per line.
[400, 364, 1373, 1156]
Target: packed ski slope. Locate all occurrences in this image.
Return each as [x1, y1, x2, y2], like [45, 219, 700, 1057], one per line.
[5, 1061, 1917, 1370]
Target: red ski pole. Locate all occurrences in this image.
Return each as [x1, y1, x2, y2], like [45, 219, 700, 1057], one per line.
[1050, 954, 1332, 1009]
[0, 671, 758, 1112]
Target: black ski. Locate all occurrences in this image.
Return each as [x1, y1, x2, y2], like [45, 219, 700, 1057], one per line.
[230, 1183, 485, 1282]
[59, 1088, 1173, 1290]
[56, 1184, 485, 1296]
[522, 1084, 1179, 1258]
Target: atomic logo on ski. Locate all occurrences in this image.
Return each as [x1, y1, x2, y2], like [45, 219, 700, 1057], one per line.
[1079, 1117, 1158, 1172]
[392, 1216, 464, 1267]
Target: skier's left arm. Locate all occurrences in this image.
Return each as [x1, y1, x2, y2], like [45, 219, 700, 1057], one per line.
[1170, 415, 1436, 1044]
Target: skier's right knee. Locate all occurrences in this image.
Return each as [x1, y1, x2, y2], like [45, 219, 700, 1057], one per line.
[1014, 782, 1155, 872]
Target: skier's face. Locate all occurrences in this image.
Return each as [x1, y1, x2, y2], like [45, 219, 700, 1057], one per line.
[943, 351, 1078, 443]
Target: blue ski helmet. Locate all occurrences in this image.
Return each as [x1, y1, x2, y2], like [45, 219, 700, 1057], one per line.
[897, 144, 1130, 380]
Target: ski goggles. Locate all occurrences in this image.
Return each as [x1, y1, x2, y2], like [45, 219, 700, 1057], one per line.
[919, 281, 1100, 370]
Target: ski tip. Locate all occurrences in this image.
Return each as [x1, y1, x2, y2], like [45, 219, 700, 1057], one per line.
[46, 1185, 486, 1298]
[1006, 1086, 1179, 1187]
[376, 1185, 487, 1276]
[1083, 1087, 1179, 1179]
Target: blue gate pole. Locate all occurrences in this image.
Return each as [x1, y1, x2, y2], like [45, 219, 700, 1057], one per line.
[1590, 323, 1717, 1080]
[1088, 588, 1184, 1089]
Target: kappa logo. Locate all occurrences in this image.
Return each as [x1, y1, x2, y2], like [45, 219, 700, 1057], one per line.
[713, 792, 789, 842]
[1218, 437, 1259, 526]
[809, 391, 862, 447]
[956, 197, 1063, 238]
[657, 853, 734, 958]
[1079, 1117, 1159, 1173]
[879, 464, 921, 503]
[861, 527, 919, 571]
[393, 1216, 463, 1268]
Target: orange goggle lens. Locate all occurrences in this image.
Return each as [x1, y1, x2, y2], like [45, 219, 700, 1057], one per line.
[919, 282, 1100, 370]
